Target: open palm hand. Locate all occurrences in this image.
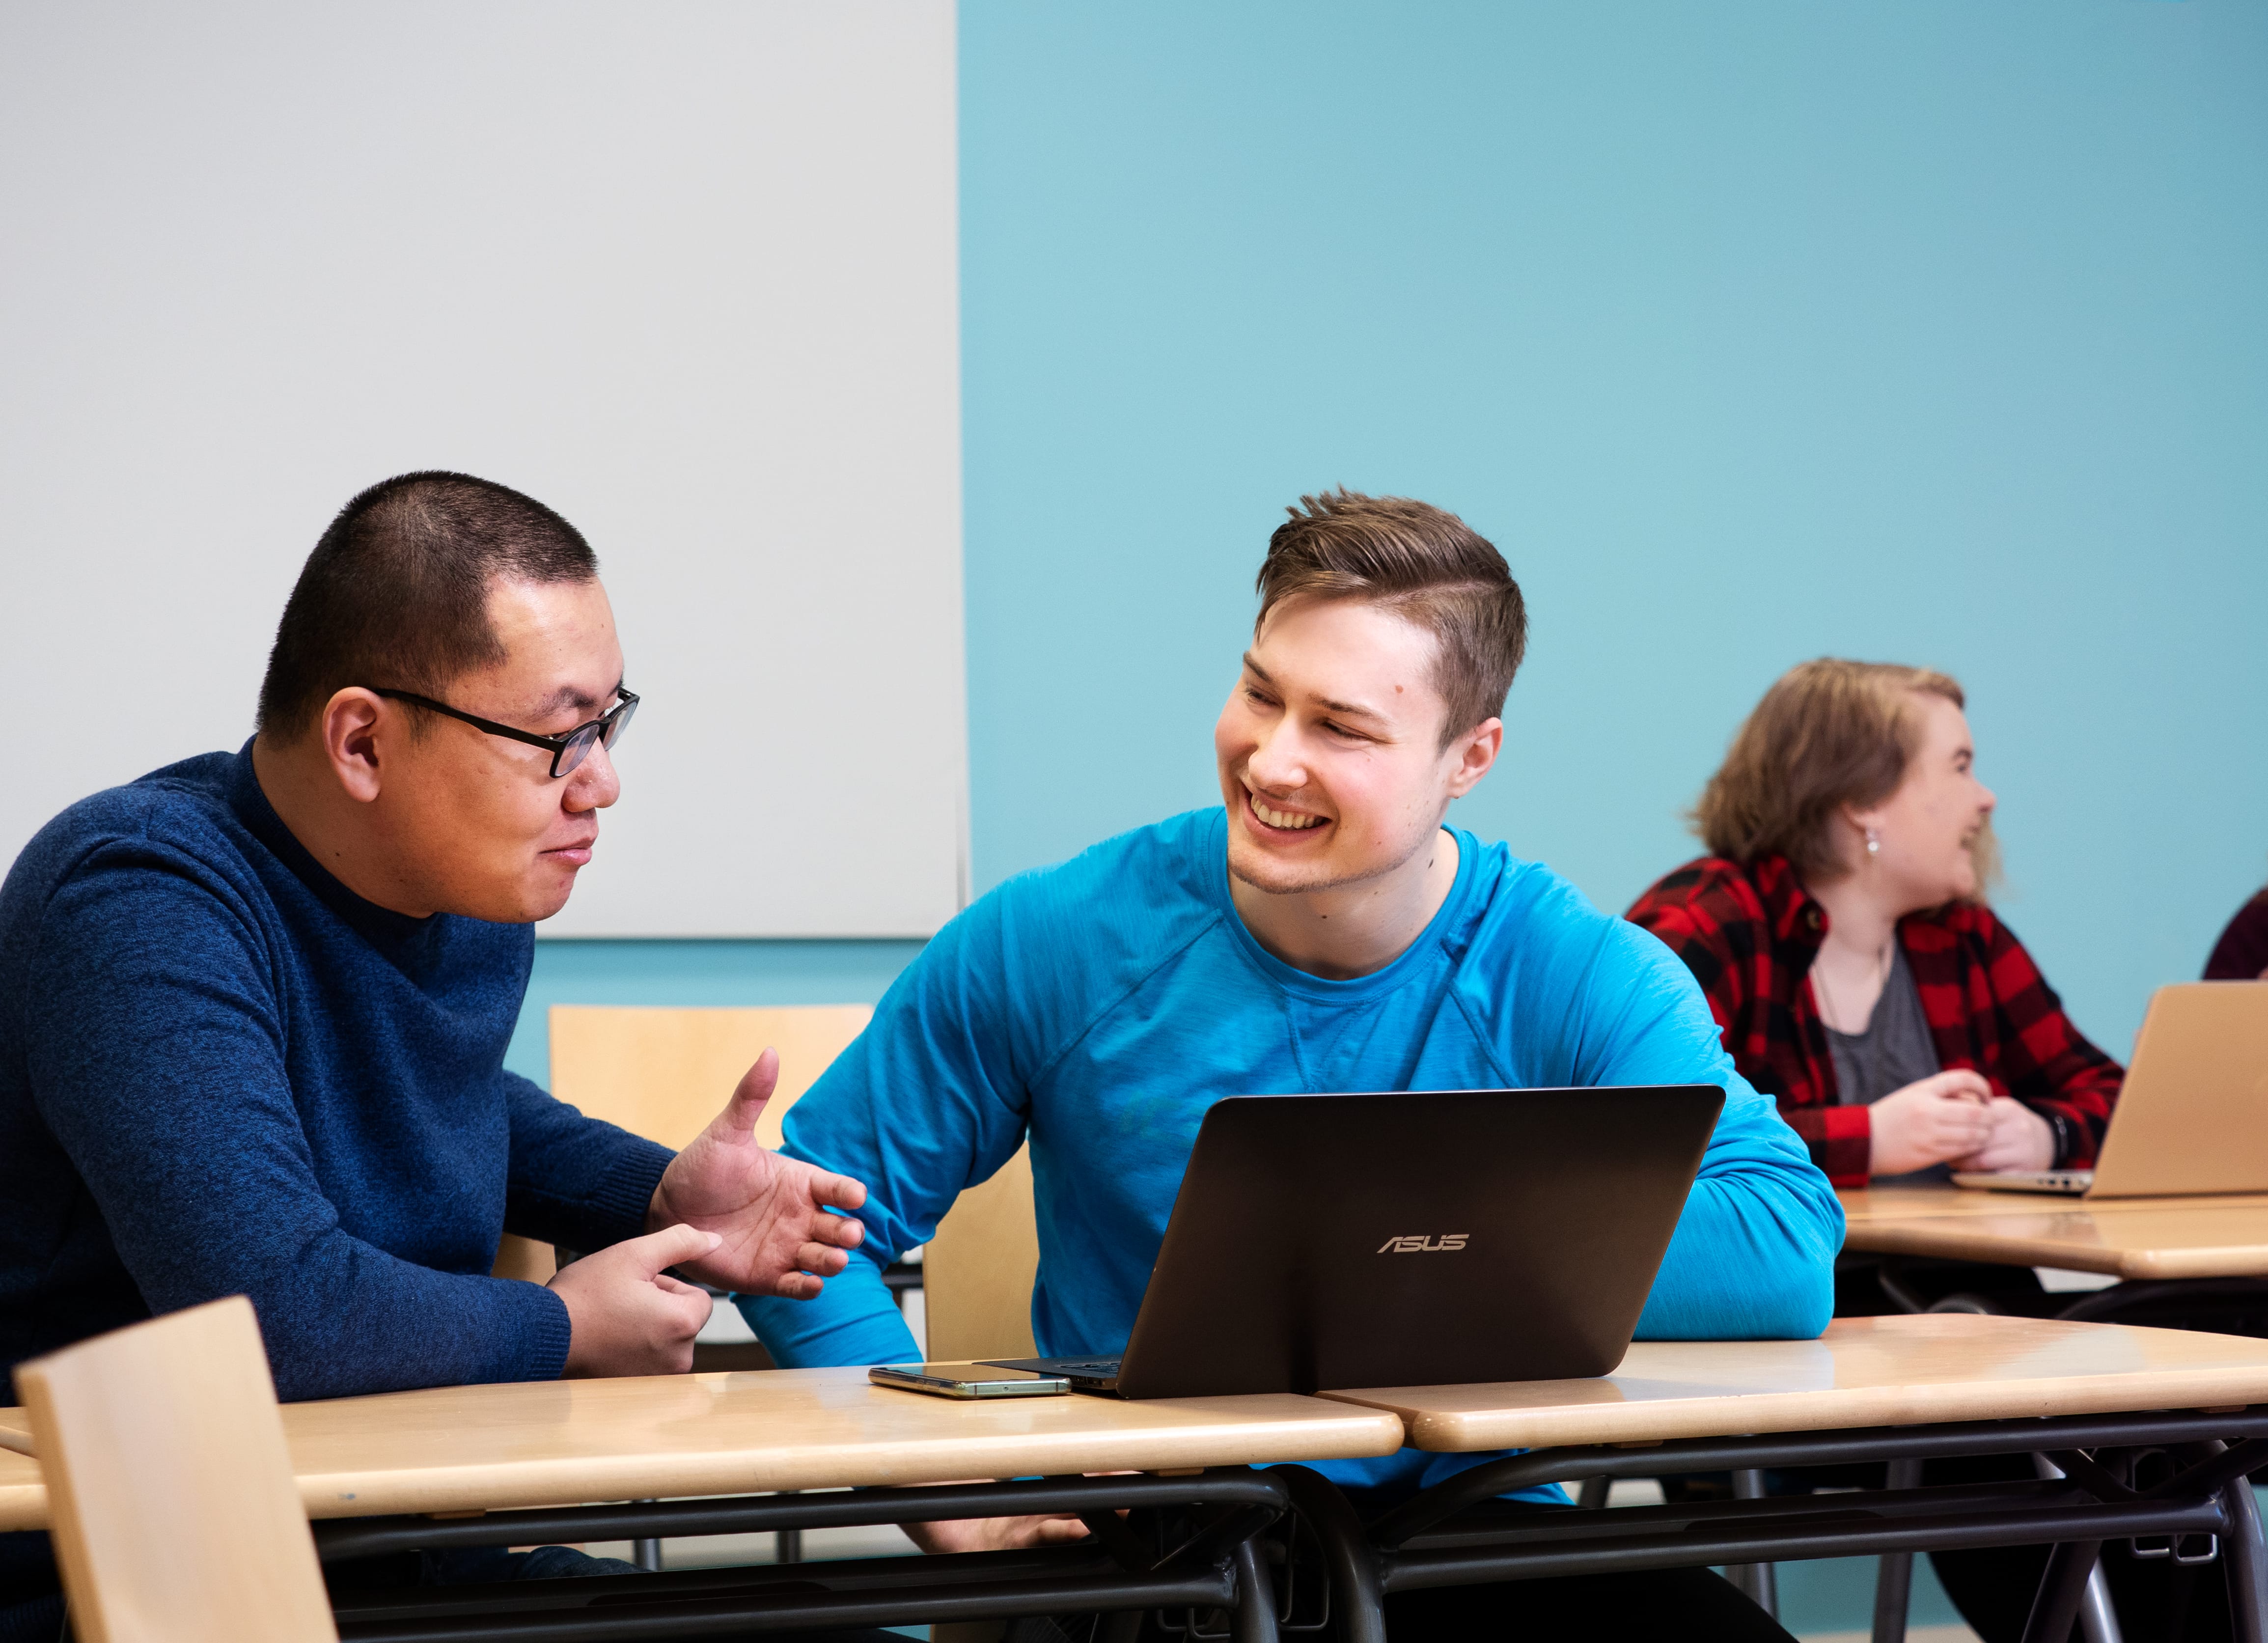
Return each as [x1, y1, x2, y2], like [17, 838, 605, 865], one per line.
[647, 1049, 869, 1298]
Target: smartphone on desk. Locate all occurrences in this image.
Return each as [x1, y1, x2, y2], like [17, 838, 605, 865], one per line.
[869, 1362, 1072, 1399]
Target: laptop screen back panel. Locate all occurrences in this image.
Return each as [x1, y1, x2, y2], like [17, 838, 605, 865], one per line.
[2089, 983, 2268, 1198]
[1112, 1085, 1723, 1399]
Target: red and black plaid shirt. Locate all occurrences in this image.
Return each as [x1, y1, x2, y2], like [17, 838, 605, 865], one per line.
[1626, 854, 2122, 1187]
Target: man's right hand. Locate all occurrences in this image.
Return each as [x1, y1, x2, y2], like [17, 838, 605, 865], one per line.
[905, 1513, 1094, 1554]
[1868, 1070, 1995, 1176]
[550, 1222, 722, 1377]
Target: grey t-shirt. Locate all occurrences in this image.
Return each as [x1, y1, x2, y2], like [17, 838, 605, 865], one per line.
[1824, 945, 1945, 1183]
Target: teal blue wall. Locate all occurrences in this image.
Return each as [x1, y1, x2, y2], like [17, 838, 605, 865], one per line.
[959, 0, 2268, 1059]
[507, 942, 926, 1087]
[529, 0, 2266, 1072]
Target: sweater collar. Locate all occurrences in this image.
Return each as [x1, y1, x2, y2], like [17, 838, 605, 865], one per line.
[224, 740, 442, 956]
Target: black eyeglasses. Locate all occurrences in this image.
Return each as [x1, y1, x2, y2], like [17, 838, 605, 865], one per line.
[370, 686, 639, 779]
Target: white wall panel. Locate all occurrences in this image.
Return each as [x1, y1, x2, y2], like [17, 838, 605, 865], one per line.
[0, 0, 965, 936]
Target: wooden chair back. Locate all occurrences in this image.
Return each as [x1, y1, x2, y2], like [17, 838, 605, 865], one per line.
[549, 1003, 877, 1149]
[493, 1003, 875, 1282]
[923, 1144, 1040, 1362]
[13, 1296, 337, 1643]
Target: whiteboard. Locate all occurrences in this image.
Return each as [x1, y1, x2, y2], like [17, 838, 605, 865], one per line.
[0, 0, 966, 937]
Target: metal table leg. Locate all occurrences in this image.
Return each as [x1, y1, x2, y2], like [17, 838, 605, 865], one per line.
[1232, 1535, 1281, 1643]
[2034, 1454, 2123, 1643]
[1874, 1456, 1923, 1643]
[2021, 1539, 2106, 1643]
[632, 1499, 662, 1572]
[1727, 1468, 1778, 1618]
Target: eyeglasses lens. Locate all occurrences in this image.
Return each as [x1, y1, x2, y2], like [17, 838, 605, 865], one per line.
[555, 725, 600, 779]
[552, 699, 634, 779]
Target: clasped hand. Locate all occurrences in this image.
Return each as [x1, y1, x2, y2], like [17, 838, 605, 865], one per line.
[549, 1048, 869, 1376]
[1867, 1069, 2054, 1177]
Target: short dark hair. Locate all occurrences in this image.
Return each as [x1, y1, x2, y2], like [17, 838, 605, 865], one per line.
[256, 472, 599, 740]
[1255, 489, 1527, 747]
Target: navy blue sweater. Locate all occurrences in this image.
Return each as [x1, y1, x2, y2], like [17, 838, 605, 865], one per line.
[0, 745, 672, 1401]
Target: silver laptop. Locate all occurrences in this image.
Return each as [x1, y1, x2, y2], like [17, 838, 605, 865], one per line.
[1953, 982, 2268, 1198]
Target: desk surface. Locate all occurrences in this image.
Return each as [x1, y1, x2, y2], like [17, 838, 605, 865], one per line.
[0, 1368, 1403, 1529]
[1318, 1313, 2268, 1452]
[1839, 1187, 2268, 1278]
[1841, 1186, 2268, 1223]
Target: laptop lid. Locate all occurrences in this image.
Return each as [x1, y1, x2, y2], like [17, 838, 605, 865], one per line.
[2088, 983, 2268, 1198]
[1109, 1085, 1723, 1398]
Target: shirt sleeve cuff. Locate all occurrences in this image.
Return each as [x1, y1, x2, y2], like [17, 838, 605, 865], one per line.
[1815, 1104, 1872, 1187]
[522, 1283, 574, 1381]
[581, 1140, 674, 1249]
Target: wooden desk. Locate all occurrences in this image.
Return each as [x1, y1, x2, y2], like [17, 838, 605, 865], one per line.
[1841, 1184, 2268, 1223]
[1315, 1312, 2268, 1450]
[1839, 1187, 2268, 1280]
[0, 1366, 1403, 1528]
[12, 1329, 2268, 1642]
[1307, 1315, 2268, 1643]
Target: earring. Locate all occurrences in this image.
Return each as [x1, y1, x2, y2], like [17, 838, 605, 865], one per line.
[1865, 829, 1880, 857]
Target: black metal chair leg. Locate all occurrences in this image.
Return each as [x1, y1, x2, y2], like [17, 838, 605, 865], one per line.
[2220, 1463, 2268, 1643]
[1266, 1466, 1385, 1643]
[2021, 1540, 2105, 1643]
[1233, 1535, 1281, 1643]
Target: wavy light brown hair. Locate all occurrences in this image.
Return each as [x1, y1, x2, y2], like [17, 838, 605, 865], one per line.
[1692, 658, 1999, 891]
[1255, 489, 1528, 749]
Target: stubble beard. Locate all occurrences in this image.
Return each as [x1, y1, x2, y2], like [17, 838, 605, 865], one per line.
[1225, 824, 1431, 900]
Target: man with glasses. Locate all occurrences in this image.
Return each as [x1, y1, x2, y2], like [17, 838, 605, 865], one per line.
[0, 472, 876, 1631]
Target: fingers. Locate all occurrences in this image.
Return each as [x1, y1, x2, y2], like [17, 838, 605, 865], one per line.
[1946, 1110, 1992, 1148]
[809, 1203, 867, 1246]
[1936, 1069, 1994, 1103]
[628, 1222, 723, 1279]
[810, 1169, 869, 1215]
[717, 1048, 781, 1142]
[913, 1514, 1090, 1554]
[662, 1289, 707, 1343]
[795, 1241, 853, 1277]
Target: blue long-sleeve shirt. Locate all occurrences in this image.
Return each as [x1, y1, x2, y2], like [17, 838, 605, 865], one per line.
[745, 808, 1842, 1496]
[0, 745, 673, 1402]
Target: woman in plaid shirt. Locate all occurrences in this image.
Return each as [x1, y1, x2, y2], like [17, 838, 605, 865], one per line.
[1627, 659, 2121, 1191]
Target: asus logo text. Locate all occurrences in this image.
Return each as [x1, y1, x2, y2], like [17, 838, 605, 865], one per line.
[1377, 1234, 1469, 1253]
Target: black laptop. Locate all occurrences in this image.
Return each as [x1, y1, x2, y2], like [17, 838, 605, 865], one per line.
[982, 1085, 1722, 1398]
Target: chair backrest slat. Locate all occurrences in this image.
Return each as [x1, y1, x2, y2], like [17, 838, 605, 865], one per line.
[923, 1142, 1040, 1362]
[15, 1295, 337, 1643]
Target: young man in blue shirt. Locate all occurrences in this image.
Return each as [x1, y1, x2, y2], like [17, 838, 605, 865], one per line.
[0, 473, 874, 1635]
[743, 489, 1842, 1641]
